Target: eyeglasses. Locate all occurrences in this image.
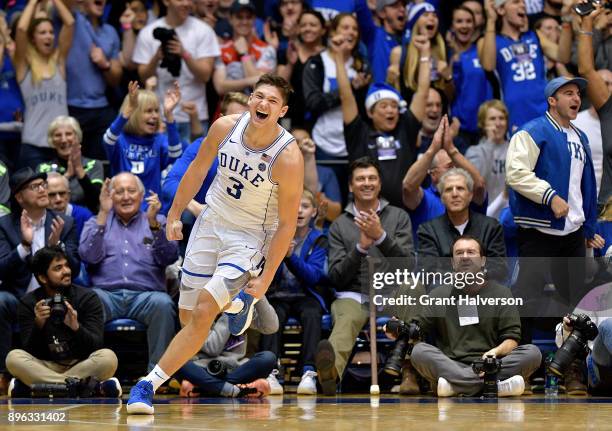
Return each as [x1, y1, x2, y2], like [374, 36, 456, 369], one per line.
[26, 181, 48, 192]
[48, 191, 68, 198]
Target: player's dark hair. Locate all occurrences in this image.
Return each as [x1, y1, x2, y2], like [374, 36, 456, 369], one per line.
[348, 156, 381, 182]
[31, 246, 68, 279]
[254, 74, 293, 105]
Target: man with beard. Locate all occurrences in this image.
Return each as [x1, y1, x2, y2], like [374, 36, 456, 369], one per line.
[5, 246, 120, 398]
[390, 235, 541, 397]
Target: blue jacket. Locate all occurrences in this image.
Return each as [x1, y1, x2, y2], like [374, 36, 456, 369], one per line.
[270, 228, 329, 311]
[508, 113, 598, 239]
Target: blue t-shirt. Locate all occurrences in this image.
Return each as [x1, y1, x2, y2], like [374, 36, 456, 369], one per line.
[495, 31, 547, 132]
[317, 165, 341, 204]
[161, 137, 218, 215]
[452, 45, 493, 134]
[66, 11, 120, 108]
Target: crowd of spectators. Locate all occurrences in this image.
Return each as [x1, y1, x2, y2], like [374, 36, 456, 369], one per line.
[0, 0, 610, 398]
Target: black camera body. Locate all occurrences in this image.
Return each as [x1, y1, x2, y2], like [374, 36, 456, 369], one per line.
[574, 0, 611, 16]
[549, 313, 599, 376]
[384, 319, 422, 376]
[153, 27, 181, 77]
[207, 359, 229, 378]
[45, 293, 67, 325]
[472, 355, 502, 398]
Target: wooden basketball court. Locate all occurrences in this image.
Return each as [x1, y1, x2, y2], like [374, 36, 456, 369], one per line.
[2, 395, 612, 430]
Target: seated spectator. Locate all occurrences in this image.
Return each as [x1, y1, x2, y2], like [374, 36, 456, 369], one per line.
[212, 0, 277, 96]
[292, 128, 342, 228]
[261, 189, 327, 395]
[465, 99, 510, 218]
[479, 0, 552, 132]
[446, 6, 495, 151]
[0, 168, 80, 392]
[389, 3, 450, 103]
[79, 172, 179, 371]
[5, 246, 120, 398]
[303, 13, 369, 174]
[402, 115, 486, 240]
[178, 297, 279, 398]
[13, 0, 74, 169]
[63, 0, 122, 161]
[37, 116, 104, 213]
[316, 157, 415, 395]
[337, 24, 429, 208]
[417, 167, 507, 284]
[0, 160, 9, 217]
[46, 173, 93, 238]
[277, 9, 326, 129]
[133, 0, 220, 142]
[0, 13, 23, 172]
[103, 81, 183, 206]
[401, 235, 541, 397]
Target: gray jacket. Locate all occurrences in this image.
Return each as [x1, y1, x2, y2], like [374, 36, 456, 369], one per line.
[193, 296, 279, 369]
[328, 198, 414, 295]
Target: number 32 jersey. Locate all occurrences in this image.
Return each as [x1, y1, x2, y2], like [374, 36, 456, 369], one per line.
[495, 31, 547, 132]
[205, 112, 295, 232]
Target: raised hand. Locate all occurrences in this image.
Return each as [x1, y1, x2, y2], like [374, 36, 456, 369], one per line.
[164, 81, 181, 122]
[47, 216, 65, 246]
[123, 81, 140, 118]
[20, 210, 34, 246]
[99, 178, 113, 214]
[145, 190, 162, 226]
[412, 34, 431, 56]
[120, 4, 135, 29]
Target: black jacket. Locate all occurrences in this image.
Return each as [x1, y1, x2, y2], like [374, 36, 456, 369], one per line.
[0, 210, 80, 297]
[18, 284, 104, 361]
[417, 210, 507, 283]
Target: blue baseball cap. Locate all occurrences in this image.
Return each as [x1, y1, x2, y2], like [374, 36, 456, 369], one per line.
[544, 76, 588, 98]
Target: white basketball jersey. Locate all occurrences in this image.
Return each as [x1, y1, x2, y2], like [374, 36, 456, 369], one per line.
[205, 112, 295, 231]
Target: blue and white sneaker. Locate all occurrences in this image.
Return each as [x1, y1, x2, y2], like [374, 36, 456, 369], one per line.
[226, 290, 255, 336]
[127, 380, 154, 415]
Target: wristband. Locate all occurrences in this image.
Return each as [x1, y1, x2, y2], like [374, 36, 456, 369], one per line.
[419, 56, 430, 63]
[121, 22, 132, 30]
[182, 51, 192, 61]
[578, 30, 594, 36]
[561, 15, 573, 23]
[241, 54, 253, 62]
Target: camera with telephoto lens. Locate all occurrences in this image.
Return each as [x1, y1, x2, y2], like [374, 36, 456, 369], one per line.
[44, 293, 67, 325]
[30, 377, 99, 398]
[548, 313, 599, 377]
[153, 27, 181, 77]
[472, 355, 502, 398]
[207, 359, 229, 378]
[384, 319, 422, 376]
[574, 0, 611, 16]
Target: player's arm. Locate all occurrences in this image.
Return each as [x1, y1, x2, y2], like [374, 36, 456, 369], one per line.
[166, 115, 239, 239]
[246, 142, 304, 299]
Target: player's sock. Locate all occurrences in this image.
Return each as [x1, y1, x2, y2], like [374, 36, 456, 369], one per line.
[144, 365, 170, 391]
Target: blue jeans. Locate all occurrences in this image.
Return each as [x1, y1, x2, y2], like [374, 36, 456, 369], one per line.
[93, 288, 177, 371]
[176, 351, 276, 396]
[0, 291, 18, 372]
[177, 120, 209, 144]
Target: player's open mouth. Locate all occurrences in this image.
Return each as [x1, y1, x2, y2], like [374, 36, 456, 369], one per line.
[256, 111, 269, 120]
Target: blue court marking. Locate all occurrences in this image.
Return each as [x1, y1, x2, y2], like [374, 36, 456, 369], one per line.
[181, 268, 213, 278]
[218, 263, 246, 273]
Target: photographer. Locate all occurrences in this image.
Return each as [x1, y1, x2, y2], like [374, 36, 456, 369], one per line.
[132, 0, 220, 142]
[390, 235, 541, 397]
[5, 246, 120, 397]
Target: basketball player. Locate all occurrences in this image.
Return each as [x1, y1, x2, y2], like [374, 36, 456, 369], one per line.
[127, 74, 304, 414]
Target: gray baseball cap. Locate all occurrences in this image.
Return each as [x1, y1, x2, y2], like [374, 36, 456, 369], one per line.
[377, 0, 406, 12]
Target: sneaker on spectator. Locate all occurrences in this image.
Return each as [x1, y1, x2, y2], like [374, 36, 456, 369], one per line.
[498, 375, 525, 397]
[565, 360, 588, 395]
[437, 377, 456, 397]
[8, 378, 30, 398]
[315, 340, 338, 396]
[297, 370, 317, 395]
[127, 380, 154, 415]
[98, 377, 122, 398]
[266, 370, 284, 395]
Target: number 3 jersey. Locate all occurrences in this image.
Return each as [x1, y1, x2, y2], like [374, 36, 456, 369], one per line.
[495, 30, 547, 132]
[205, 112, 295, 231]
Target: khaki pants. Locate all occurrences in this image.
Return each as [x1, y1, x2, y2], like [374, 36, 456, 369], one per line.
[328, 298, 369, 377]
[6, 348, 118, 386]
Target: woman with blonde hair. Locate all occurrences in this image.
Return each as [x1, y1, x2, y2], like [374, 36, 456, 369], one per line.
[103, 81, 182, 203]
[388, 2, 450, 102]
[14, 0, 74, 169]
